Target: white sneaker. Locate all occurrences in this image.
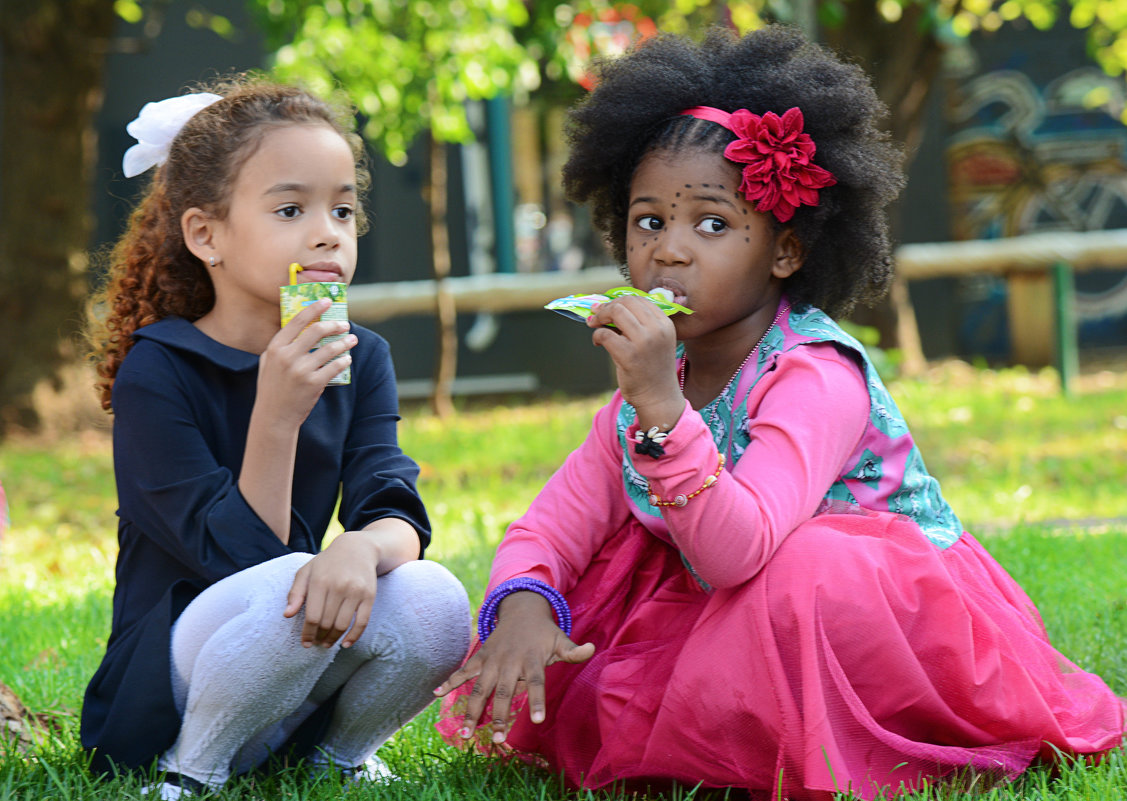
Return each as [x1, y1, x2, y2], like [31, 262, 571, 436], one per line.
[140, 773, 208, 799]
[344, 755, 397, 785]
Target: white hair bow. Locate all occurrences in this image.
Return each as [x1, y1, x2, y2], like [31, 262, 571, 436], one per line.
[122, 92, 223, 178]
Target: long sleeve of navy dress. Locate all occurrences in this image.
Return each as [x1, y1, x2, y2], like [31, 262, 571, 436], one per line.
[80, 317, 430, 774]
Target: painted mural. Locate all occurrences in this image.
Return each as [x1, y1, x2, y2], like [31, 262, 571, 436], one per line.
[946, 65, 1127, 352]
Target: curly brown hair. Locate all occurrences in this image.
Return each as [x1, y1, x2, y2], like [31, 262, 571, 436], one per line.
[561, 25, 905, 319]
[88, 75, 369, 411]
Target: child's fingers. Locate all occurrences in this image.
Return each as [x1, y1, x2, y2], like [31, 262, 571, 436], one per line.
[292, 320, 352, 356]
[484, 663, 526, 743]
[324, 597, 364, 649]
[288, 567, 349, 648]
[589, 300, 672, 360]
[321, 332, 358, 358]
[313, 607, 345, 647]
[281, 299, 332, 339]
[283, 565, 310, 619]
[509, 639, 592, 729]
[314, 593, 356, 647]
[300, 585, 328, 647]
[558, 640, 596, 665]
[314, 350, 352, 381]
[523, 665, 549, 725]
[591, 324, 629, 355]
[434, 653, 483, 697]
[458, 661, 502, 738]
[278, 296, 351, 356]
[587, 298, 643, 335]
[591, 295, 666, 332]
[295, 331, 355, 384]
[340, 593, 373, 649]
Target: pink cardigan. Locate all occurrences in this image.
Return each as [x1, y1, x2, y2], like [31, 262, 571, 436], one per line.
[490, 342, 870, 593]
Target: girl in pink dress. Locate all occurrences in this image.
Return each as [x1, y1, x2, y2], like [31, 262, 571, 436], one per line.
[436, 26, 1125, 799]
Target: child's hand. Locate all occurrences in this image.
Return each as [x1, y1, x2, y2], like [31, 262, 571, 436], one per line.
[256, 299, 356, 428]
[434, 591, 595, 743]
[283, 530, 380, 649]
[587, 295, 684, 430]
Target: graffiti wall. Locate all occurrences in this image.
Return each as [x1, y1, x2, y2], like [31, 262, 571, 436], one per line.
[944, 25, 1127, 357]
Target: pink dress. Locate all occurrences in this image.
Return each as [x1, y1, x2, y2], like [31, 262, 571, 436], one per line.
[439, 303, 1124, 800]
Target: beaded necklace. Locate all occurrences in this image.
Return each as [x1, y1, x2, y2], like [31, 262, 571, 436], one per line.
[679, 304, 790, 430]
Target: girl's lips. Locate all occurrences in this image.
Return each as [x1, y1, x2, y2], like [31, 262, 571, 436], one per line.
[298, 269, 343, 283]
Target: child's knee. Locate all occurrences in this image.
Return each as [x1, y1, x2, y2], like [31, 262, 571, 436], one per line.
[376, 560, 471, 667]
[380, 560, 467, 613]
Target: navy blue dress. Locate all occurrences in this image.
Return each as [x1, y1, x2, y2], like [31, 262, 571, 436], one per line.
[80, 317, 431, 774]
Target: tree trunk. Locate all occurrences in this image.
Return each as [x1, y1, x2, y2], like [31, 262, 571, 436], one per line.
[427, 134, 457, 418]
[822, 9, 942, 373]
[0, 0, 117, 433]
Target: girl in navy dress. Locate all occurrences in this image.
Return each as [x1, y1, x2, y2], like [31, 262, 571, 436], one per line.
[82, 78, 470, 798]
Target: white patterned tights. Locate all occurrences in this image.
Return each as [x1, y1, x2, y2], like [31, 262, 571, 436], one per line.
[157, 553, 470, 787]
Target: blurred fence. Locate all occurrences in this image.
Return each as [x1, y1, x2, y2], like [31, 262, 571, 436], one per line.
[351, 228, 1127, 393]
[350, 265, 625, 322]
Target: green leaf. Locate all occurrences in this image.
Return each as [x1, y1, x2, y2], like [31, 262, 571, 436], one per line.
[249, 0, 535, 162]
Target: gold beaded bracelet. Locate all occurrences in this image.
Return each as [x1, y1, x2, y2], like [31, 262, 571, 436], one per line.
[646, 453, 726, 507]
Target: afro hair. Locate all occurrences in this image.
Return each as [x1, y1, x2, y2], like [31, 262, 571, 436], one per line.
[561, 25, 905, 318]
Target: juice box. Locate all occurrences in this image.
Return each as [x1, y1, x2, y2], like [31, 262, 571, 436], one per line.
[279, 281, 350, 386]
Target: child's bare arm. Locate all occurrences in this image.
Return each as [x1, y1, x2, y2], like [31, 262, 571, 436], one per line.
[240, 299, 355, 544]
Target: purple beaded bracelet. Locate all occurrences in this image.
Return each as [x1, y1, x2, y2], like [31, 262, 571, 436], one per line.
[478, 577, 573, 642]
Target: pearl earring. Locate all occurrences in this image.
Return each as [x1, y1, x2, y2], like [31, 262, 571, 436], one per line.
[209, 256, 217, 266]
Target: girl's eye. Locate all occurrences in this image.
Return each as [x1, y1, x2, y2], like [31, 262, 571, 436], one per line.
[276, 205, 301, 219]
[698, 217, 727, 234]
[333, 206, 355, 222]
[637, 215, 663, 232]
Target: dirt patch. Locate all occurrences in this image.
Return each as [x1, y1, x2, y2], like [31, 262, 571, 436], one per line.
[0, 681, 60, 753]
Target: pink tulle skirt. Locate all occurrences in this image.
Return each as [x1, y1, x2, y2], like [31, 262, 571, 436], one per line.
[438, 508, 1124, 799]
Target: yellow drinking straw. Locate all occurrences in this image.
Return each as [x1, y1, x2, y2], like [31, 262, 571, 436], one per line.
[288, 262, 303, 285]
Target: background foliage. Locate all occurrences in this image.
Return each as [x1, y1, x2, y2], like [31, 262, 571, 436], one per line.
[4, 0, 1127, 429]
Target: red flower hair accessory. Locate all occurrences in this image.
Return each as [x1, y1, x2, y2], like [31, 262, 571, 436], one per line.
[681, 106, 835, 223]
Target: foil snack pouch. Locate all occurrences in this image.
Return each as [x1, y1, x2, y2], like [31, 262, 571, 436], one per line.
[545, 286, 693, 323]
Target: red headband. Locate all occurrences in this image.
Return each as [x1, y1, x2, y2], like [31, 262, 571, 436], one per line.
[680, 105, 835, 223]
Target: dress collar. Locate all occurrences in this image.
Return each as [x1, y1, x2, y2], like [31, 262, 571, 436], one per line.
[133, 316, 259, 373]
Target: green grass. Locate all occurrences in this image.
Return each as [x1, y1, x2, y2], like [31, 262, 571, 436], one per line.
[893, 363, 1127, 524]
[1, 366, 1126, 799]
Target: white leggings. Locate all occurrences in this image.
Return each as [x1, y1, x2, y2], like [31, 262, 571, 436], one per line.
[159, 553, 470, 786]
